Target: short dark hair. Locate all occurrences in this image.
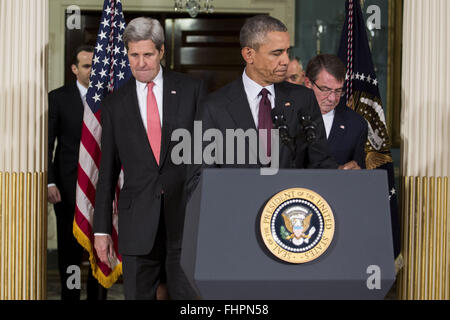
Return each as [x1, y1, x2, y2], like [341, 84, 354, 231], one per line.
[290, 56, 303, 67]
[71, 45, 94, 66]
[240, 15, 288, 50]
[305, 54, 346, 83]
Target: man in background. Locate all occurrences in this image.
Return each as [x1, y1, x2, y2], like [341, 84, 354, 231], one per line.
[285, 56, 305, 85]
[304, 54, 368, 169]
[48, 45, 107, 300]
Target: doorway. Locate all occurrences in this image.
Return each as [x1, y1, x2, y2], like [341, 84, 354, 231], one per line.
[65, 12, 257, 92]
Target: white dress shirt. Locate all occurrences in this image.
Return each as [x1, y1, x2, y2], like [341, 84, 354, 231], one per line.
[242, 70, 276, 128]
[322, 109, 336, 139]
[135, 66, 164, 129]
[76, 80, 88, 102]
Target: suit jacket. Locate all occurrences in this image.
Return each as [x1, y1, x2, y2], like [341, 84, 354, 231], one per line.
[93, 68, 205, 256]
[187, 78, 338, 195]
[327, 104, 368, 168]
[48, 82, 84, 204]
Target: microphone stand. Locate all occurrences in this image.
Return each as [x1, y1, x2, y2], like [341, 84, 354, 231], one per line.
[272, 113, 318, 169]
[293, 114, 318, 169]
[272, 114, 297, 168]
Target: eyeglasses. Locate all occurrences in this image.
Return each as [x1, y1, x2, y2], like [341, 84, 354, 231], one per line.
[311, 80, 345, 98]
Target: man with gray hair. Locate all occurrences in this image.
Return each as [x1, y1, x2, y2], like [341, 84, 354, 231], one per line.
[187, 15, 340, 196]
[93, 17, 205, 299]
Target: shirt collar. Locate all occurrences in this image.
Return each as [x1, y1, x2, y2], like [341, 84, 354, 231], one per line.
[242, 69, 275, 100]
[76, 80, 88, 98]
[322, 108, 336, 119]
[135, 65, 164, 92]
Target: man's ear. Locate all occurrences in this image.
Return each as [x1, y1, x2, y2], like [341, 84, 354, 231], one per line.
[159, 44, 165, 60]
[71, 64, 78, 77]
[304, 76, 312, 89]
[241, 47, 254, 64]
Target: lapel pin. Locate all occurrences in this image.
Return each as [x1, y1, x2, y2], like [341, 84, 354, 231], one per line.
[171, 90, 177, 95]
[340, 125, 345, 130]
[285, 102, 291, 107]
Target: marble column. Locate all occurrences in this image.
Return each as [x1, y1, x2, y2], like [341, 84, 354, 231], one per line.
[0, 0, 48, 300]
[398, 0, 450, 300]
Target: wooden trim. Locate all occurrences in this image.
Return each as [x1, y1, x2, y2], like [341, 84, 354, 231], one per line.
[387, 0, 403, 148]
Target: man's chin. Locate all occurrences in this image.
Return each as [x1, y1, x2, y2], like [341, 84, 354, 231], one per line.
[133, 72, 154, 83]
[272, 74, 287, 83]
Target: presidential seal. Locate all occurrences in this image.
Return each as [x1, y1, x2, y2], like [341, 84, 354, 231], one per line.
[260, 188, 335, 264]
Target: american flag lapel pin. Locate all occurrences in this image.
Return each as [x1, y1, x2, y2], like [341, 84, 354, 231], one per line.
[340, 125, 345, 130]
[285, 102, 291, 107]
[171, 90, 177, 95]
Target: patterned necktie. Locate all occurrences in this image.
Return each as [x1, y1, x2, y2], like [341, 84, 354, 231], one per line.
[258, 88, 273, 157]
[146, 81, 162, 165]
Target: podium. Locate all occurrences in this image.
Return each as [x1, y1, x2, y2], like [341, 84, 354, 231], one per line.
[181, 169, 395, 300]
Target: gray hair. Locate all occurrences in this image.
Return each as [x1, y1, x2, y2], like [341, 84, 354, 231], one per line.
[123, 17, 165, 51]
[240, 15, 288, 50]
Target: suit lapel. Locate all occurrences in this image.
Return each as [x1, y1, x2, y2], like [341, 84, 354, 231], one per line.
[160, 68, 180, 167]
[274, 83, 296, 132]
[122, 78, 159, 167]
[225, 79, 257, 131]
[69, 82, 84, 124]
[328, 106, 346, 145]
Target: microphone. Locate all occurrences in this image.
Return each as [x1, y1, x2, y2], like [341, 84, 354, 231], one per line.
[299, 114, 317, 143]
[272, 114, 291, 145]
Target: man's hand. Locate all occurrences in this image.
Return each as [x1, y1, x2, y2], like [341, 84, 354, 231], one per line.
[156, 283, 169, 300]
[338, 160, 361, 170]
[94, 234, 114, 268]
[48, 185, 62, 204]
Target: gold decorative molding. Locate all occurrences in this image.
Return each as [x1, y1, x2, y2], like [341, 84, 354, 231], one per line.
[398, 176, 449, 300]
[0, 172, 47, 300]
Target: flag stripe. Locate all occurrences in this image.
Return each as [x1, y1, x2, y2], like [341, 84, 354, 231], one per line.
[76, 166, 96, 218]
[82, 100, 102, 145]
[78, 143, 99, 188]
[81, 123, 102, 169]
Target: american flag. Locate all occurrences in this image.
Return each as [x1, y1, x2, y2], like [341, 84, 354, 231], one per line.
[337, 0, 402, 270]
[73, 0, 131, 288]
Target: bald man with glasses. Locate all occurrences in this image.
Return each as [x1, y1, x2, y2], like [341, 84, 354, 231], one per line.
[305, 54, 368, 169]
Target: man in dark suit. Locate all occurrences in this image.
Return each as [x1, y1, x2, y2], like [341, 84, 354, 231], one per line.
[93, 17, 205, 300]
[48, 45, 107, 300]
[187, 16, 346, 194]
[304, 54, 368, 168]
